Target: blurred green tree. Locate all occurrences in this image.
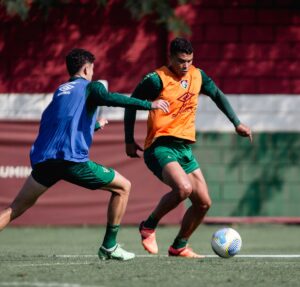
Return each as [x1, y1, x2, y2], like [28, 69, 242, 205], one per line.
[0, 0, 192, 35]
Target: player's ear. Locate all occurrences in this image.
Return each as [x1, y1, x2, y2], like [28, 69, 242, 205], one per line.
[82, 64, 88, 76]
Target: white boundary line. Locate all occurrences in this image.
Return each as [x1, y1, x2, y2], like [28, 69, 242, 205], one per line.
[2, 254, 300, 287]
[50, 254, 300, 259]
[14, 262, 96, 267]
[7, 254, 300, 268]
[5, 254, 300, 268]
[0, 283, 101, 287]
[1, 251, 299, 286]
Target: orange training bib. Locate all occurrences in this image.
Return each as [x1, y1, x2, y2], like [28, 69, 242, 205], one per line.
[144, 65, 202, 149]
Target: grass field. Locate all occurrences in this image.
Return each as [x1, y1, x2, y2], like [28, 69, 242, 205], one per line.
[0, 224, 299, 287]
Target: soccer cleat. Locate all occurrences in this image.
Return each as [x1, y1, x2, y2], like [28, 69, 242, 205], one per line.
[98, 244, 135, 261]
[168, 245, 205, 258]
[139, 221, 158, 254]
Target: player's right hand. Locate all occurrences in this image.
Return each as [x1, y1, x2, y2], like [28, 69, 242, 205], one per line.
[98, 118, 108, 129]
[126, 142, 144, 158]
[151, 99, 169, 113]
[235, 123, 253, 143]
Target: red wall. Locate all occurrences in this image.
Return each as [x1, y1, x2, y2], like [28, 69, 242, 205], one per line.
[0, 0, 167, 93]
[0, 121, 184, 225]
[1, 0, 299, 94]
[180, 0, 300, 94]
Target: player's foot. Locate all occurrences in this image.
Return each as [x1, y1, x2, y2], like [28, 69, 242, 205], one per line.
[139, 221, 158, 254]
[98, 244, 135, 261]
[168, 245, 205, 258]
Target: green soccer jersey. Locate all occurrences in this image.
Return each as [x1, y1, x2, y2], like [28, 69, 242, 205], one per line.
[84, 79, 152, 130]
[124, 69, 241, 144]
[86, 79, 152, 113]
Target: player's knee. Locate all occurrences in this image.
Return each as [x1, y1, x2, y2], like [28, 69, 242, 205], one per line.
[120, 178, 131, 196]
[178, 183, 193, 200]
[200, 198, 211, 212]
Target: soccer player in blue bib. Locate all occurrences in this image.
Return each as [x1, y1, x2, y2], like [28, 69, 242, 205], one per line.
[0, 48, 169, 261]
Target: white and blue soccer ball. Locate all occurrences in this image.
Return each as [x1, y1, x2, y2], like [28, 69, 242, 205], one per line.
[211, 227, 242, 258]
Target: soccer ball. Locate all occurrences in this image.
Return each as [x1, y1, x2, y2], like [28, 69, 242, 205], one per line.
[211, 227, 242, 258]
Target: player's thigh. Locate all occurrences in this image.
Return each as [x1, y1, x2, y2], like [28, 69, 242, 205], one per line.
[12, 175, 48, 206]
[162, 161, 192, 192]
[161, 143, 197, 192]
[187, 168, 211, 206]
[144, 144, 177, 181]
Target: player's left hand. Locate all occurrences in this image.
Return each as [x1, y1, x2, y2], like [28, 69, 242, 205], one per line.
[126, 142, 143, 158]
[235, 123, 253, 143]
[98, 118, 108, 129]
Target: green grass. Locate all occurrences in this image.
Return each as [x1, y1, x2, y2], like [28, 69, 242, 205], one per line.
[0, 224, 299, 287]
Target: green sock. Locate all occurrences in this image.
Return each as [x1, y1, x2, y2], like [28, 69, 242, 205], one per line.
[143, 213, 158, 229]
[102, 224, 120, 249]
[172, 237, 188, 249]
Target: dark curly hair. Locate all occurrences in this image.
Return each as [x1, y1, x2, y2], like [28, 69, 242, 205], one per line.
[170, 37, 193, 56]
[66, 48, 95, 76]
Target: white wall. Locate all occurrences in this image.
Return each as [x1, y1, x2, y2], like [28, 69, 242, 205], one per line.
[1, 93, 300, 132]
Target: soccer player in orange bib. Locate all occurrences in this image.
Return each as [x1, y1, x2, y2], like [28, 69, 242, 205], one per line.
[124, 37, 252, 258]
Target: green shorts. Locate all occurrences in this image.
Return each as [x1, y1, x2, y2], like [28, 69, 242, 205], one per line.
[144, 137, 199, 181]
[31, 159, 115, 189]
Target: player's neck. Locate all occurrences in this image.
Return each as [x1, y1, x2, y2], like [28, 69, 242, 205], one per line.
[168, 65, 186, 79]
[73, 73, 87, 80]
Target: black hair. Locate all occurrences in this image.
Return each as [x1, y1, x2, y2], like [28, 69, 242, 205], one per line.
[65, 48, 95, 76]
[170, 37, 193, 56]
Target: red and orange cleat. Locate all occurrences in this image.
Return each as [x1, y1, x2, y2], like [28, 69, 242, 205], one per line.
[139, 221, 158, 254]
[168, 245, 205, 258]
